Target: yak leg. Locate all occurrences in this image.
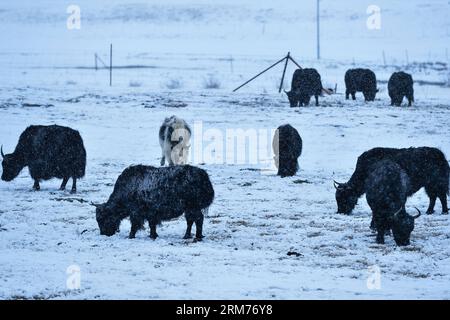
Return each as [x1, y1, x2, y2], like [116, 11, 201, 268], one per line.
[129, 214, 144, 239]
[183, 218, 194, 239]
[370, 218, 376, 231]
[33, 179, 40, 191]
[149, 221, 158, 239]
[70, 177, 77, 194]
[315, 95, 319, 106]
[438, 193, 448, 214]
[167, 151, 175, 166]
[60, 177, 69, 191]
[345, 90, 350, 100]
[407, 96, 413, 106]
[194, 214, 204, 240]
[129, 223, 139, 239]
[376, 228, 385, 244]
[351, 92, 356, 100]
[426, 193, 437, 214]
[160, 154, 165, 166]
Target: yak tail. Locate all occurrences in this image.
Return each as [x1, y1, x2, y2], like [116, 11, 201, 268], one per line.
[201, 206, 210, 218]
[447, 161, 450, 195]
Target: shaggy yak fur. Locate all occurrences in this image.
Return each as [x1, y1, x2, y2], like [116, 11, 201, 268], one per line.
[335, 147, 449, 215]
[94, 165, 214, 240]
[1, 125, 86, 193]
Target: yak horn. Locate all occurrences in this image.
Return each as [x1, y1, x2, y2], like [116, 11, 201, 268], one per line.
[412, 207, 421, 219]
[90, 202, 101, 208]
[393, 207, 403, 217]
[1, 145, 4, 158]
[333, 180, 343, 189]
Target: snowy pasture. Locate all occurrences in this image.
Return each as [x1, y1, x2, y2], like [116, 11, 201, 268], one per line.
[0, 0, 450, 299]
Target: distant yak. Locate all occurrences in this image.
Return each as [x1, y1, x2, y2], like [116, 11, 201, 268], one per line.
[1, 125, 86, 193]
[365, 160, 421, 246]
[344, 68, 378, 102]
[285, 68, 323, 107]
[159, 116, 191, 166]
[388, 71, 414, 106]
[334, 147, 449, 215]
[272, 124, 302, 177]
[94, 165, 214, 240]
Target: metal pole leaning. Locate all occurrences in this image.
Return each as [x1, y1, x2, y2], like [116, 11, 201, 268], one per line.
[232, 55, 288, 92]
[278, 52, 290, 93]
[288, 56, 302, 69]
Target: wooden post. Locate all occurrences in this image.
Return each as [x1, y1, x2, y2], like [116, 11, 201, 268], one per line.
[316, 0, 320, 60]
[382, 50, 386, 66]
[230, 55, 234, 73]
[94, 53, 98, 71]
[279, 52, 290, 93]
[109, 44, 112, 86]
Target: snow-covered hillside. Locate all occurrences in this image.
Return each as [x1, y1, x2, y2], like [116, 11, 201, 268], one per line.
[0, 0, 449, 299]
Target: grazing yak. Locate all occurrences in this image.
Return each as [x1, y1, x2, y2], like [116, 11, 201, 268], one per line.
[388, 71, 414, 106]
[272, 124, 302, 177]
[159, 116, 191, 166]
[334, 147, 449, 215]
[344, 68, 378, 101]
[365, 160, 421, 246]
[1, 125, 86, 193]
[285, 68, 323, 107]
[94, 165, 214, 240]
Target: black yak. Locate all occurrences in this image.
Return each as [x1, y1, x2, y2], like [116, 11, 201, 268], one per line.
[272, 124, 302, 177]
[388, 71, 414, 106]
[365, 160, 421, 246]
[94, 165, 214, 240]
[1, 125, 86, 193]
[334, 147, 449, 215]
[159, 116, 191, 166]
[285, 68, 323, 107]
[344, 68, 378, 101]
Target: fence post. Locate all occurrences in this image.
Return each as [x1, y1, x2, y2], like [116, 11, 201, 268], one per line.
[109, 44, 112, 86]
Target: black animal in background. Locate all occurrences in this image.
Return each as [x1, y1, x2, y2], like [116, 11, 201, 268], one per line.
[334, 147, 449, 215]
[272, 124, 302, 177]
[388, 71, 414, 106]
[365, 160, 421, 246]
[344, 68, 378, 101]
[94, 165, 214, 240]
[1, 125, 86, 193]
[285, 68, 323, 107]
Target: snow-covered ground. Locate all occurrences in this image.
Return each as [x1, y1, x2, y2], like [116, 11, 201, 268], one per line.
[0, 0, 449, 299]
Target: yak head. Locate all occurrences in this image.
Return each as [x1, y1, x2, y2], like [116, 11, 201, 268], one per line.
[391, 207, 421, 246]
[1, 145, 24, 182]
[92, 203, 121, 236]
[334, 180, 358, 214]
[365, 89, 379, 102]
[284, 90, 300, 107]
